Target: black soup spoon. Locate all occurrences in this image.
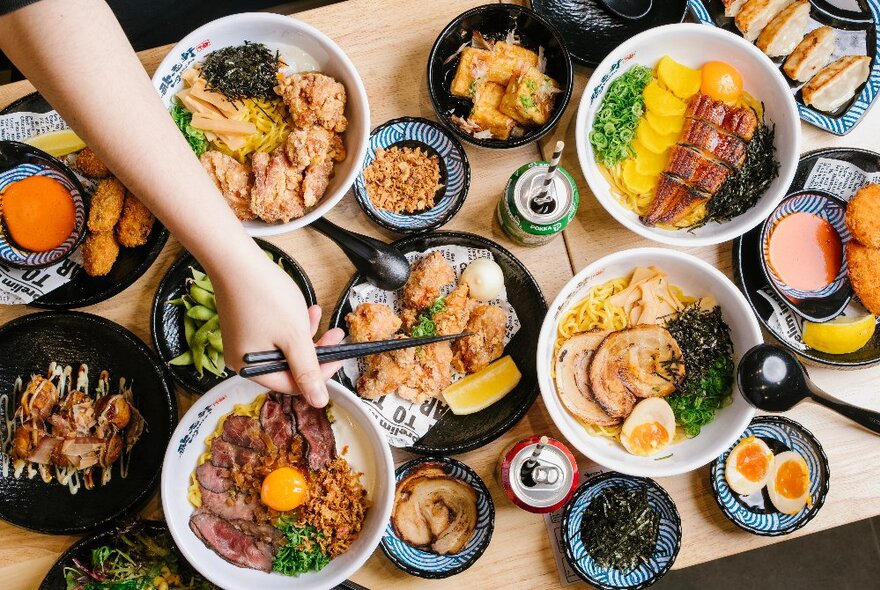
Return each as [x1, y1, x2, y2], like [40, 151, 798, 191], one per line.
[738, 344, 880, 434]
[598, 0, 653, 20]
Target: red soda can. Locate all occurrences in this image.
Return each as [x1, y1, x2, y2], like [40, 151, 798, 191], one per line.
[498, 435, 578, 513]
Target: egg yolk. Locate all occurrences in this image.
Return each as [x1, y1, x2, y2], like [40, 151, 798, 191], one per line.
[628, 421, 669, 455]
[775, 459, 808, 499]
[260, 466, 308, 511]
[736, 441, 771, 482]
[701, 61, 743, 104]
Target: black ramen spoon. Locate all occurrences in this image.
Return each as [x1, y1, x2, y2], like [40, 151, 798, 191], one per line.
[311, 217, 411, 290]
[598, 0, 653, 20]
[738, 344, 880, 434]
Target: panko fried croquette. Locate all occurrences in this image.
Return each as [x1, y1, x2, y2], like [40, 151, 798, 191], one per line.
[73, 147, 110, 178]
[846, 241, 880, 315]
[116, 192, 155, 247]
[82, 231, 119, 277]
[846, 184, 880, 248]
[87, 178, 125, 232]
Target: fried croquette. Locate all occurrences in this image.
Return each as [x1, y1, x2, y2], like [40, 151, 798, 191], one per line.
[846, 241, 880, 315]
[116, 192, 154, 247]
[846, 184, 880, 248]
[82, 231, 119, 277]
[73, 147, 110, 178]
[87, 178, 125, 232]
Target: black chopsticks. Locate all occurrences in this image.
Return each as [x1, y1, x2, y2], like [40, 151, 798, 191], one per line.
[238, 332, 471, 378]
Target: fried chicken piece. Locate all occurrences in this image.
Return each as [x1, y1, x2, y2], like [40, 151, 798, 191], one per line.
[358, 343, 417, 400]
[453, 304, 507, 374]
[275, 72, 348, 133]
[284, 126, 346, 207]
[402, 252, 455, 310]
[200, 150, 255, 221]
[116, 192, 154, 247]
[73, 147, 110, 178]
[346, 303, 402, 343]
[250, 149, 305, 223]
[81, 231, 119, 276]
[434, 283, 476, 336]
[405, 342, 453, 402]
[87, 178, 125, 232]
[399, 307, 419, 333]
[846, 241, 880, 315]
[846, 184, 880, 248]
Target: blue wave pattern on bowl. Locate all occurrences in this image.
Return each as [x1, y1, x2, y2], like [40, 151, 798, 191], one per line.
[355, 118, 467, 232]
[0, 163, 85, 267]
[688, 0, 880, 135]
[563, 472, 681, 590]
[761, 192, 850, 300]
[710, 416, 830, 536]
[381, 458, 494, 577]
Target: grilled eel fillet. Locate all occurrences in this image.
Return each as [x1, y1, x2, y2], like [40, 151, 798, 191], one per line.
[642, 94, 758, 226]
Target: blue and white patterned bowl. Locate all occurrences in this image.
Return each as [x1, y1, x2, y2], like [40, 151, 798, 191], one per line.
[381, 456, 494, 579]
[759, 190, 852, 322]
[354, 117, 470, 234]
[710, 416, 830, 537]
[562, 471, 681, 590]
[0, 141, 88, 269]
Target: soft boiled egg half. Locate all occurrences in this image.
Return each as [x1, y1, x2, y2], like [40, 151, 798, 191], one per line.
[767, 451, 811, 514]
[725, 436, 775, 496]
[620, 397, 675, 456]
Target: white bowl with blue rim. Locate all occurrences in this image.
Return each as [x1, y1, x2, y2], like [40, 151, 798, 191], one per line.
[381, 456, 494, 579]
[161, 376, 394, 590]
[709, 415, 830, 536]
[0, 141, 88, 269]
[759, 190, 853, 323]
[353, 117, 470, 234]
[562, 471, 681, 590]
[151, 12, 369, 237]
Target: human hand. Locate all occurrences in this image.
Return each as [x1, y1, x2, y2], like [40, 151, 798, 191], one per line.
[211, 252, 344, 407]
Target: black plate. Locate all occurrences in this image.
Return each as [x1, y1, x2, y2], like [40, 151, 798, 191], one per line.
[1, 92, 170, 309]
[532, 0, 688, 66]
[151, 239, 316, 395]
[427, 3, 574, 149]
[0, 311, 176, 534]
[733, 147, 880, 368]
[329, 231, 546, 455]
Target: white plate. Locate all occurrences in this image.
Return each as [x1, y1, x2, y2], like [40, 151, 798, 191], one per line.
[536, 248, 762, 477]
[152, 12, 369, 236]
[575, 23, 801, 247]
[161, 377, 394, 590]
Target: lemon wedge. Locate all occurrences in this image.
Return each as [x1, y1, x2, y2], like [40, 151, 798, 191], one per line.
[442, 355, 521, 415]
[24, 129, 86, 157]
[803, 314, 876, 355]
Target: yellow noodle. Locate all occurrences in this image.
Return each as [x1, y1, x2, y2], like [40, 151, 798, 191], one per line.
[212, 97, 292, 164]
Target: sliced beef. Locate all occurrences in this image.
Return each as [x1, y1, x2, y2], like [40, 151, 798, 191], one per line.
[198, 485, 256, 521]
[260, 395, 295, 451]
[196, 462, 232, 493]
[190, 510, 274, 572]
[291, 395, 336, 471]
[210, 438, 260, 469]
[221, 416, 267, 452]
[269, 391, 293, 414]
[230, 519, 285, 547]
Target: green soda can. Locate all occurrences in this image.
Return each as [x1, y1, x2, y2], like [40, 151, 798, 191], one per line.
[496, 160, 578, 247]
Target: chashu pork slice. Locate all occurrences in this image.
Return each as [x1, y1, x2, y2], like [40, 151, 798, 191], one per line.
[554, 331, 620, 427]
[756, 0, 811, 58]
[784, 26, 836, 82]
[802, 55, 872, 113]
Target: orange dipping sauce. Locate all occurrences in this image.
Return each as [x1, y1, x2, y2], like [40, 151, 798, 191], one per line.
[768, 212, 842, 292]
[1, 175, 76, 252]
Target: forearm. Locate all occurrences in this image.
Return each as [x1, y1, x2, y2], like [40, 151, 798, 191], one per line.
[0, 0, 260, 275]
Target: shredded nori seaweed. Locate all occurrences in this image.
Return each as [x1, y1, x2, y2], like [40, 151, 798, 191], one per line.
[581, 486, 660, 571]
[200, 42, 281, 101]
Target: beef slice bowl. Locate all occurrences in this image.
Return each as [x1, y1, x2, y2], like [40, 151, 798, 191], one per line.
[162, 376, 394, 590]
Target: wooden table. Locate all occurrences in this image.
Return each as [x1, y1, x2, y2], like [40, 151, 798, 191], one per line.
[2, 0, 879, 588]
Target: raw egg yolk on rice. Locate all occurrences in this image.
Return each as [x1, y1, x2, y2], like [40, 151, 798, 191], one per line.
[701, 61, 743, 104]
[261, 466, 308, 511]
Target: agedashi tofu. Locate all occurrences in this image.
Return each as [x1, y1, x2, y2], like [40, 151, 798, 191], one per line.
[473, 81, 505, 109]
[498, 67, 559, 126]
[487, 41, 539, 85]
[470, 82, 516, 140]
[451, 47, 492, 98]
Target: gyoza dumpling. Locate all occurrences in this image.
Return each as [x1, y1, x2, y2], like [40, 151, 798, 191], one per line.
[736, 0, 795, 42]
[723, 0, 749, 17]
[802, 55, 871, 112]
[784, 26, 837, 82]
[756, 0, 811, 58]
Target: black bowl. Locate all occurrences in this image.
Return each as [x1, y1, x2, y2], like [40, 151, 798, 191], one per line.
[151, 239, 316, 395]
[427, 3, 574, 149]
